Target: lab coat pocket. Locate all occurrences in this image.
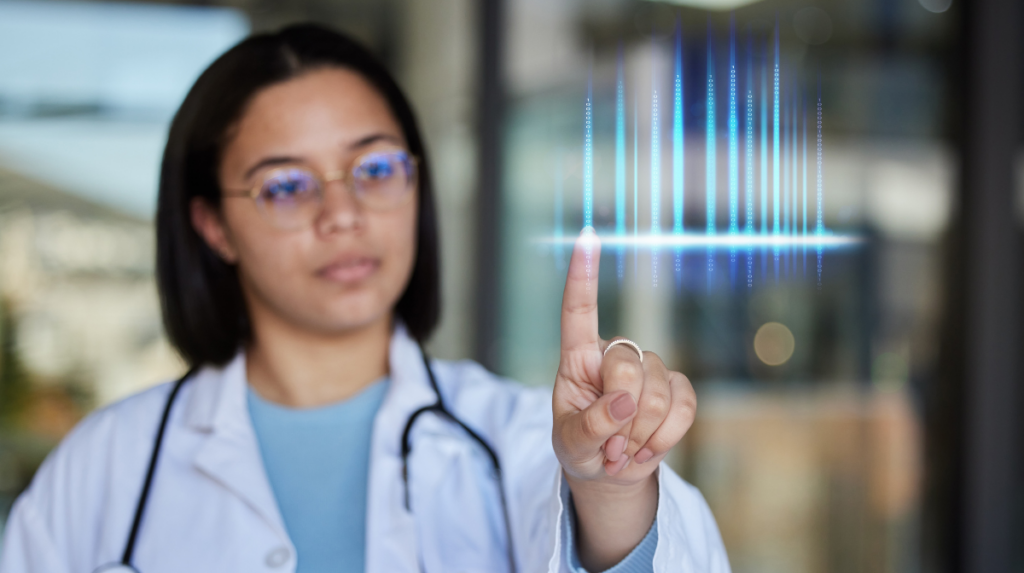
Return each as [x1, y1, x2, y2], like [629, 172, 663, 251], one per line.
[406, 429, 511, 573]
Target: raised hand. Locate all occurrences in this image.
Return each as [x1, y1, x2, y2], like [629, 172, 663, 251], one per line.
[551, 228, 697, 488]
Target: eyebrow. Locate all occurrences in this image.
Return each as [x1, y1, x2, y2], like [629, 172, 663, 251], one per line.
[241, 133, 405, 181]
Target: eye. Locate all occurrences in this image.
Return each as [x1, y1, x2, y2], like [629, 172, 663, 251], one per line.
[261, 170, 317, 200]
[354, 155, 398, 181]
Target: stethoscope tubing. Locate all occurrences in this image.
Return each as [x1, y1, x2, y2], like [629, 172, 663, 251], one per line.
[108, 349, 516, 573]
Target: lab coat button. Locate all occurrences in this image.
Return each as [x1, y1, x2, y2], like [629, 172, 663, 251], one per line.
[265, 547, 290, 568]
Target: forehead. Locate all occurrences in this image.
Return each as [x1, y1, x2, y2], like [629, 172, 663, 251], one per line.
[227, 67, 405, 157]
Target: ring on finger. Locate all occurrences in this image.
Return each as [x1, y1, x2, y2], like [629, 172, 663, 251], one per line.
[604, 338, 643, 363]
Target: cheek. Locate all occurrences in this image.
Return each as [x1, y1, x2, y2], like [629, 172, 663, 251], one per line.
[220, 204, 306, 287]
[375, 205, 419, 288]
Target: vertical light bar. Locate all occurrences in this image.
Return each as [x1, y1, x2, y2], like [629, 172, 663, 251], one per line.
[673, 23, 685, 236]
[772, 22, 780, 237]
[706, 23, 716, 284]
[760, 45, 768, 237]
[801, 93, 808, 275]
[802, 94, 808, 238]
[745, 30, 754, 288]
[792, 81, 798, 239]
[816, 78, 824, 286]
[584, 76, 594, 231]
[616, 49, 626, 280]
[816, 84, 823, 236]
[673, 21, 685, 289]
[706, 29, 716, 236]
[728, 17, 739, 236]
[745, 35, 754, 237]
[782, 74, 789, 237]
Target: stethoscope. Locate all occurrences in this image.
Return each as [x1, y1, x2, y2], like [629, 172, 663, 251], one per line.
[93, 346, 516, 573]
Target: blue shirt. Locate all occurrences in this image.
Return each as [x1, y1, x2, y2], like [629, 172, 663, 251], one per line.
[247, 376, 655, 573]
[247, 378, 389, 573]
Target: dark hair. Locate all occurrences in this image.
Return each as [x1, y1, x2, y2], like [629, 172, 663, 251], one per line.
[156, 23, 441, 367]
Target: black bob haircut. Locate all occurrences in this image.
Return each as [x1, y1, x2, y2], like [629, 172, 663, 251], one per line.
[156, 23, 441, 368]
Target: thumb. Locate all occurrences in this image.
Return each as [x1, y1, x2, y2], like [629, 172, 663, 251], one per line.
[560, 391, 637, 461]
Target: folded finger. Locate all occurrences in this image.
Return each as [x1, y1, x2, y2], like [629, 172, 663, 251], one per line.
[624, 352, 673, 459]
[633, 371, 697, 465]
[599, 339, 645, 462]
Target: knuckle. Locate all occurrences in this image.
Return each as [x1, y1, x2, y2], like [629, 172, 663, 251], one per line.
[642, 390, 672, 418]
[610, 360, 643, 382]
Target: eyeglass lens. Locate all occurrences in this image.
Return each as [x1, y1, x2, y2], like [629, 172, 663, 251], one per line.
[255, 151, 414, 229]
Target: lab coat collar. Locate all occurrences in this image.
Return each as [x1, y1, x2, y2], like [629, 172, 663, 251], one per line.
[176, 323, 437, 548]
[180, 322, 434, 434]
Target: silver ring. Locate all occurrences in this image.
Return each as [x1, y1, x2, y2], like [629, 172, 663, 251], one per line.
[603, 339, 643, 363]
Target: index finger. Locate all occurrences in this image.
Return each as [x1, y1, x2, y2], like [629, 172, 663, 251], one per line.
[560, 227, 602, 352]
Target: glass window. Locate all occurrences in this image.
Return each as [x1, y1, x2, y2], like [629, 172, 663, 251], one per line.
[499, 1, 959, 571]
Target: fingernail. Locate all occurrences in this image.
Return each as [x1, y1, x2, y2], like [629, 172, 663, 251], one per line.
[610, 393, 636, 421]
[634, 448, 654, 464]
[608, 435, 627, 461]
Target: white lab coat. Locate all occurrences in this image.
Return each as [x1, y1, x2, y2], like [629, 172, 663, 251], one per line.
[0, 324, 730, 573]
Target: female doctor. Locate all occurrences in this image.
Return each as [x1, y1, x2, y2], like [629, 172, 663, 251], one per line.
[0, 24, 729, 573]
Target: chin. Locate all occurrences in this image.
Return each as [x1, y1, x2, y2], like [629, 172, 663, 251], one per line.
[307, 294, 395, 335]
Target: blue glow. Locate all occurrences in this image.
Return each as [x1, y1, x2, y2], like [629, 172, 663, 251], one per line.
[745, 32, 754, 288]
[772, 24, 780, 237]
[782, 75, 789, 237]
[791, 83, 798, 240]
[673, 21, 685, 288]
[745, 39, 754, 236]
[584, 77, 594, 230]
[760, 50, 768, 237]
[673, 24, 684, 236]
[539, 233, 861, 249]
[802, 97, 807, 238]
[557, 22, 852, 290]
[816, 89, 823, 236]
[706, 34, 716, 236]
[728, 19, 738, 236]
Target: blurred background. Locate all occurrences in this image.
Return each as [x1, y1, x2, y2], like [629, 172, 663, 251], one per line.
[0, 0, 1019, 572]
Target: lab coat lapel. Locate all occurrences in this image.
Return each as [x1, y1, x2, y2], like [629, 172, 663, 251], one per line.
[364, 324, 438, 572]
[182, 353, 291, 544]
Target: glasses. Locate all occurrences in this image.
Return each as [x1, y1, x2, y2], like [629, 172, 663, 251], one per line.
[222, 149, 418, 230]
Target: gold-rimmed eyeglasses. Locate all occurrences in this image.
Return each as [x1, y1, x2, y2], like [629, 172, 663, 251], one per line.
[221, 149, 418, 230]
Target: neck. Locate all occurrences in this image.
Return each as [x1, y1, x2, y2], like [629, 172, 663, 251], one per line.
[245, 311, 392, 408]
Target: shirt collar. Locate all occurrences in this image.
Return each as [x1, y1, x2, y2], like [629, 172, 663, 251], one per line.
[180, 321, 439, 446]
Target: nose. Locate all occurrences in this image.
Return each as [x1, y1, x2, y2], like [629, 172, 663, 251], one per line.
[314, 175, 363, 234]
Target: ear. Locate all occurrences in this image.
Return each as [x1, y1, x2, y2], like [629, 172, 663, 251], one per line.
[190, 197, 240, 263]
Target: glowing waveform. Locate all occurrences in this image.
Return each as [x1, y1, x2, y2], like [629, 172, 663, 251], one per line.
[557, 20, 851, 290]
[538, 233, 862, 249]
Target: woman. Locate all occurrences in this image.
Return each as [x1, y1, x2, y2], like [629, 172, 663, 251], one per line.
[0, 24, 728, 573]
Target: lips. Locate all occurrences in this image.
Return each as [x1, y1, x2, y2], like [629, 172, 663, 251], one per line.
[317, 256, 380, 284]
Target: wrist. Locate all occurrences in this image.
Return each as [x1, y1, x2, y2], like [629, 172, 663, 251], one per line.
[564, 470, 659, 572]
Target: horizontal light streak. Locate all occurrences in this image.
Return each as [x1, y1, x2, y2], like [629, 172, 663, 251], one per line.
[537, 233, 864, 249]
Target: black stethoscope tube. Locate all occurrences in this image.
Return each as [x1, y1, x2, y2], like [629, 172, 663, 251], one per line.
[106, 349, 516, 573]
